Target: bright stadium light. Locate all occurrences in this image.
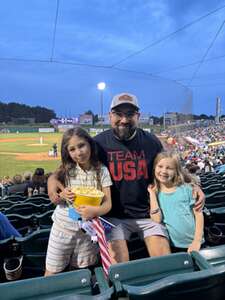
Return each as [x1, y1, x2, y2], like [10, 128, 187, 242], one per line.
[97, 82, 106, 128]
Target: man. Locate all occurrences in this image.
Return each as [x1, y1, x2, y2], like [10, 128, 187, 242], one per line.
[48, 92, 204, 263]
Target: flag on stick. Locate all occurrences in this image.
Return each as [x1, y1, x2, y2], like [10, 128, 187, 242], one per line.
[92, 218, 111, 276]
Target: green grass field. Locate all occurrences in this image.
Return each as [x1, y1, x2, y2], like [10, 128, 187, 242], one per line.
[0, 132, 63, 178]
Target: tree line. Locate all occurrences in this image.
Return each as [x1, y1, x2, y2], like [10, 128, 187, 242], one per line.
[0, 102, 56, 124]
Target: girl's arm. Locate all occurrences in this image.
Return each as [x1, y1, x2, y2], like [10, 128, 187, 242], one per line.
[187, 209, 204, 253]
[148, 185, 162, 223]
[76, 186, 112, 221]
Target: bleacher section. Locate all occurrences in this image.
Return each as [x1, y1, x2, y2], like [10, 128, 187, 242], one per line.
[1, 171, 225, 299]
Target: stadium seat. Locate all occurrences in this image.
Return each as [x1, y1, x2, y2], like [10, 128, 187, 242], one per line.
[3, 195, 26, 202]
[0, 269, 114, 300]
[36, 210, 53, 228]
[24, 196, 51, 205]
[0, 200, 16, 209]
[192, 245, 225, 267]
[0, 269, 95, 299]
[117, 266, 225, 300]
[6, 213, 39, 236]
[108, 252, 210, 293]
[4, 202, 54, 216]
[210, 206, 225, 223]
[15, 228, 50, 278]
[205, 190, 225, 208]
[203, 183, 224, 195]
[27, 193, 49, 199]
[95, 252, 214, 300]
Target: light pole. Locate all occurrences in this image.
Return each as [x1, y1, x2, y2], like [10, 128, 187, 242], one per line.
[97, 82, 106, 130]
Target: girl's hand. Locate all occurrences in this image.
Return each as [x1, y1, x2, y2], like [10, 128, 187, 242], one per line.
[147, 184, 158, 194]
[48, 191, 61, 205]
[59, 187, 75, 205]
[187, 240, 201, 253]
[76, 205, 99, 221]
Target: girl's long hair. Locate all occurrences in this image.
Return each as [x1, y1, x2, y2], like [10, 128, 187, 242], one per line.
[55, 127, 101, 187]
[153, 151, 188, 189]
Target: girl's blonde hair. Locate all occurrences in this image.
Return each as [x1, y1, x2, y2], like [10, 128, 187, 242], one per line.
[153, 151, 188, 189]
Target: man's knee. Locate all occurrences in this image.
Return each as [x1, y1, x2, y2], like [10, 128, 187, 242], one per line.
[108, 240, 129, 263]
[144, 235, 171, 256]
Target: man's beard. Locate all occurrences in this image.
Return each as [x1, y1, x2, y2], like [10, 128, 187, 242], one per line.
[113, 124, 136, 140]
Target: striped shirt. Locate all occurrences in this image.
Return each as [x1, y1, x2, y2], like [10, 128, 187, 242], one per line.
[52, 164, 112, 231]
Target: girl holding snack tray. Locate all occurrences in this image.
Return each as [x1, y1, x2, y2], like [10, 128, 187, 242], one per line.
[45, 127, 112, 276]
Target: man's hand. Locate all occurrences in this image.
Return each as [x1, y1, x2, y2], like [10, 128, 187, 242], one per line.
[193, 185, 205, 211]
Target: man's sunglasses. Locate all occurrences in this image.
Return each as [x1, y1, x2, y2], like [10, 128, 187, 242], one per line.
[111, 110, 138, 119]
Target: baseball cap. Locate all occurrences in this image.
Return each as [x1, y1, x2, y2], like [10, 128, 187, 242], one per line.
[110, 93, 139, 110]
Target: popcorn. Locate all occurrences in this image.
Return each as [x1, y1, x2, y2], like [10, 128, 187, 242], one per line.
[72, 186, 104, 198]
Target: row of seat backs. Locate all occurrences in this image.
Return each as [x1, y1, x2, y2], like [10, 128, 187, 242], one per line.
[1, 245, 225, 300]
[2, 193, 49, 201]
[0, 202, 55, 215]
[201, 177, 225, 185]
[6, 210, 53, 235]
[0, 197, 51, 210]
[203, 190, 225, 208]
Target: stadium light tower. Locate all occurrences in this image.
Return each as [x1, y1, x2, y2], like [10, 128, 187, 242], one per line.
[97, 82, 106, 128]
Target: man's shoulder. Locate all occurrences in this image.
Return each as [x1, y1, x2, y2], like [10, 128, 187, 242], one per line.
[137, 128, 162, 145]
[94, 129, 112, 142]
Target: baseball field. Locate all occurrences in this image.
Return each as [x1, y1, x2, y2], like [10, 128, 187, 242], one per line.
[0, 132, 63, 178]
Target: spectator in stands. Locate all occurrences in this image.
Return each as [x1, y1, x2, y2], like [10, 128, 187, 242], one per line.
[27, 168, 47, 197]
[186, 163, 201, 185]
[23, 171, 32, 184]
[148, 151, 204, 253]
[45, 127, 112, 276]
[7, 174, 28, 195]
[204, 160, 214, 173]
[0, 212, 21, 240]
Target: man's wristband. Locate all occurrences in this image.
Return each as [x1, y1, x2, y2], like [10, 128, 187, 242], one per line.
[150, 208, 160, 215]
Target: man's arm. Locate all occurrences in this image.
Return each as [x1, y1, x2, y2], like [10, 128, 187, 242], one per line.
[193, 185, 205, 211]
[183, 169, 205, 211]
[47, 173, 64, 204]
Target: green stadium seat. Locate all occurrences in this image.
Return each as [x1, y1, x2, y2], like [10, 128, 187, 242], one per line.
[24, 196, 51, 206]
[0, 200, 16, 209]
[3, 195, 26, 202]
[205, 190, 225, 209]
[4, 202, 54, 216]
[0, 269, 113, 300]
[105, 252, 211, 299]
[28, 193, 49, 199]
[15, 228, 50, 278]
[119, 266, 225, 300]
[6, 213, 39, 235]
[210, 206, 225, 223]
[36, 210, 53, 228]
[193, 244, 225, 267]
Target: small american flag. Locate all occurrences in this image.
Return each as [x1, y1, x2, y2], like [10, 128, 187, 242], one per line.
[92, 218, 111, 276]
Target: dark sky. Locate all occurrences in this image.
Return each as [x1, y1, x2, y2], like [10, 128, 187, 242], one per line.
[0, 0, 224, 117]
